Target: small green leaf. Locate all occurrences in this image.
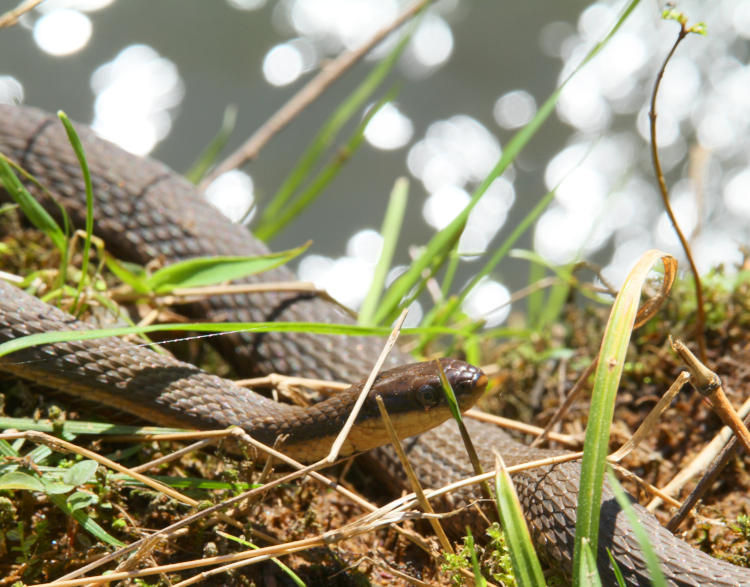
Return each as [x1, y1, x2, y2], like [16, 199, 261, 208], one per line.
[0, 155, 67, 253]
[67, 490, 99, 511]
[63, 459, 98, 486]
[0, 471, 44, 492]
[41, 480, 75, 495]
[48, 493, 124, 546]
[104, 255, 150, 294]
[145, 244, 309, 293]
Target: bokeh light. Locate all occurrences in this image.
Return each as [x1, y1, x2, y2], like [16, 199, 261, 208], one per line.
[90, 45, 184, 155]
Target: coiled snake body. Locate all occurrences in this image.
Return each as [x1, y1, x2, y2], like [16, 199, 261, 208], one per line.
[0, 104, 748, 586]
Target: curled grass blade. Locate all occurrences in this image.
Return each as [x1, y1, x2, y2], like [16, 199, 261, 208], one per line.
[572, 250, 676, 585]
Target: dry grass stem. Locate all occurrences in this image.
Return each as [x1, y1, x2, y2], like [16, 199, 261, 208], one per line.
[608, 462, 683, 510]
[609, 371, 690, 462]
[666, 404, 750, 532]
[0, 429, 198, 507]
[54, 427, 377, 581]
[326, 308, 407, 462]
[42, 505, 448, 587]
[375, 395, 454, 555]
[531, 358, 598, 448]
[128, 437, 220, 473]
[235, 372, 349, 394]
[0, 0, 44, 28]
[648, 394, 750, 512]
[466, 409, 581, 447]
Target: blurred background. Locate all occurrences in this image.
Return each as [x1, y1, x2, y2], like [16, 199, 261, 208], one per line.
[1, 0, 748, 327]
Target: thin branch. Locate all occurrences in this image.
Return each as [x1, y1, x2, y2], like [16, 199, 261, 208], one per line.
[649, 21, 707, 361]
[198, 0, 431, 189]
[0, 0, 43, 28]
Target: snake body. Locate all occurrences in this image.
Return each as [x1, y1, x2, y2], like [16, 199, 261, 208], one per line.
[0, 104, 748, 585]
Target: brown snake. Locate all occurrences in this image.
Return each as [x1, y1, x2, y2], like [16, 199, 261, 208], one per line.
[0, 104, 748, 585]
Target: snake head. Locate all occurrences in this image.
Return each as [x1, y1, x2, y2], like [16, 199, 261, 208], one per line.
[269, 358, 486, 462]
[348, 357, 487, 447]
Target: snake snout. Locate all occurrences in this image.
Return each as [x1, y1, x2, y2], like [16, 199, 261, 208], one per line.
[438, 358, 487, 410]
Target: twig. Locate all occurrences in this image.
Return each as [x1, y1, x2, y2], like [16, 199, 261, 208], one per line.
[53, 426, 375, 582]
[649, 20, 707, 361]
[198, 0, 431, 189]
[530, 358, 598, 448]
[666, 405, 750, 532]
[0, 0, 43, 28]
[671, 338, 750, 454]
[648, 394, 750, 512]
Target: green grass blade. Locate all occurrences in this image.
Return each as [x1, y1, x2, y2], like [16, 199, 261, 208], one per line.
[606, 469, 668, 586]
[358, 176, 409, 325]
[578, 539, 603, 587]
[0, 321, 473, 358]
[104, 255, 151, 294]
[254, 26, 416, 240]
[374, 0, 643, 327]
[185, 104, 238, 184]
[419, 187, 556, 341]
[219, 531, 306, 586]
[494, 465, 546, 586]
[463, 528, 488, 587]
[572, 250, 672, 584]
[48, 492, 125, 547]
[256, 89, 397, 241]
[58, 112, 96, 314]
[145, 243, 310, 293]
[0, 417, 188, 436]
[0, 155, 67, 253]
[607, 550, 628, 587]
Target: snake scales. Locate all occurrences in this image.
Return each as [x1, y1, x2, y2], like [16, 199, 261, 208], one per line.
[0, 104, 748, 586]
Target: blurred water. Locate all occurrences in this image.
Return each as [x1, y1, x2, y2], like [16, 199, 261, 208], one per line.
[1, 0, 748, 326]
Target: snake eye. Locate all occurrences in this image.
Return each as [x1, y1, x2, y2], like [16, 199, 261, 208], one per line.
[416, 384, 440, 409]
